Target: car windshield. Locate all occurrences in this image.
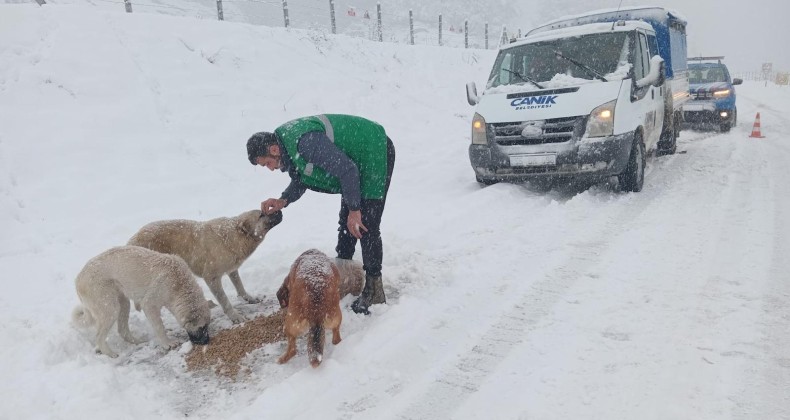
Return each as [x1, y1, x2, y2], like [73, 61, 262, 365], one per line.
[689, 66, 728, 83]
[488, 32, 631, 88]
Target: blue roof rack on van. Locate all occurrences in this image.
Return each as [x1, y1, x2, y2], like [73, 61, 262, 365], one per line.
[526, 6, 687, 37]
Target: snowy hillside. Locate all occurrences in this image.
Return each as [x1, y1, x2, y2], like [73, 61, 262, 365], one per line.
[2, 3, 790, 420]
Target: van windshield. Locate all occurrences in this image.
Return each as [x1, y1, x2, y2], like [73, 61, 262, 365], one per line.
[488, 32, 631, 89]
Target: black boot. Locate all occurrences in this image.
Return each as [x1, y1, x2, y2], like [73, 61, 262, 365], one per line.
[351, 275, 386, 315]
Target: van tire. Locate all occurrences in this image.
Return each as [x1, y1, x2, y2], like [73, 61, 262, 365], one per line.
[658, 112, 678, 156]
[476, 175, 498, 186]
[657, 124, 677, 156]
[618, 133, 645, 192]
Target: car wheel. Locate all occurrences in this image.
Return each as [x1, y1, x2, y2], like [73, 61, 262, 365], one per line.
[618, 133, 645, 192]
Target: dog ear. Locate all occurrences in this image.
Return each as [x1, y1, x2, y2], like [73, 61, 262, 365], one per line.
[276, 280, 289, 309]
[238, 214, 256, 237]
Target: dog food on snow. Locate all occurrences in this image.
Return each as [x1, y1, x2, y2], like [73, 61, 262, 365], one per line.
[185, 310, 285, 378]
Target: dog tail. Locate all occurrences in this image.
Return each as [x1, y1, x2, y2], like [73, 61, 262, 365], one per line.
[71, 305, 95, 328]
[307, 324, 325, 368]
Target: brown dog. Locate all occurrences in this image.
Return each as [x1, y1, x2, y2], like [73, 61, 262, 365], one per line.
[276, 249, 342, 367]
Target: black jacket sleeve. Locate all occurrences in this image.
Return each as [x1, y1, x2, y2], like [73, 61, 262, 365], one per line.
[279, 177, 307, 205]
[297, 131, 362, 210]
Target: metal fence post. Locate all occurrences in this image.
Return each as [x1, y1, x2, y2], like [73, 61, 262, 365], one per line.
[438, 14, 443, 46]
[124, 0, 132, 13]
[500, 25, 507, 46]
[216, 0, 224, 21]
[376, 2, 382, 42]
[464, 20, 468, 49]
[329, 0, 336, 34]
[485, 22, 489, 49]
[282, 0, 290, 28]
[409, 9, 414, 45]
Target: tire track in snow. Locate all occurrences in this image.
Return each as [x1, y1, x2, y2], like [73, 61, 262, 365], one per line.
[393, 161, 683, 419]
[729, 102, 790, 420]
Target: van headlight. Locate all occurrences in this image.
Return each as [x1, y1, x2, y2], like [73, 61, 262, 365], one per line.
[586, 100, 616, 138]
[713, 89, 731, 97]
[471, 113, 488, 145]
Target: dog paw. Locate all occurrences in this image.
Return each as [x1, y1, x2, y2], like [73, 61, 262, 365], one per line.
[241, 295, 262, 304]
[228, 312, 246, 324]
[125, 335, 146, 345]
[164, 340, 180, 350]
[96, 348, 119, 358]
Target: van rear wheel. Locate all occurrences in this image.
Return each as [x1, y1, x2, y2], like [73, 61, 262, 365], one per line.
[618, 133, 645, 192]
[476, 175, 499, 186]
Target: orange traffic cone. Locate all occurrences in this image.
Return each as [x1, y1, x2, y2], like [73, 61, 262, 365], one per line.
[749, 112, 766, 138]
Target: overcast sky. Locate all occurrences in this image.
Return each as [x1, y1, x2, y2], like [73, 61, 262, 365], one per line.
[518, 0, 789, 73]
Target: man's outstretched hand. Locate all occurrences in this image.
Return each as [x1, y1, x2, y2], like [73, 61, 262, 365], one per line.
[261, 198, 286, 215]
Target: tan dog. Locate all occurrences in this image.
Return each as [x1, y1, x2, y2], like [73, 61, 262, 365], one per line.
[335, 258, 365, 298]
[128, 210, 283, 323]
[72, 246, 211, 357]
[276, 249, 342, 367]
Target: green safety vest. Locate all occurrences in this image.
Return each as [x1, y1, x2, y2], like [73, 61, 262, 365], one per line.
[274, 114, 389, 199]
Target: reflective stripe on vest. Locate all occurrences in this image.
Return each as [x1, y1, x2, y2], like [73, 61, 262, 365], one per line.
[303, 114, 332, 176]
[316, 114, 335, 143]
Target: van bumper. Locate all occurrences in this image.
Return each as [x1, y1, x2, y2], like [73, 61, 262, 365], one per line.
[469, 131, 635, 182]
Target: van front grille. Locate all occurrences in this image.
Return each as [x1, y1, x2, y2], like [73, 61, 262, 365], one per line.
[491, 116, 584, 146]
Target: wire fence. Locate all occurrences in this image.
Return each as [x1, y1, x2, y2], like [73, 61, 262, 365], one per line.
[732, 71, 790, 86]
[50, 0, 517, 50]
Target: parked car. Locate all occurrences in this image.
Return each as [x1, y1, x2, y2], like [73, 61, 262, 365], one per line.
[682, 56, 742, 132]
[465, 6, 690, 192]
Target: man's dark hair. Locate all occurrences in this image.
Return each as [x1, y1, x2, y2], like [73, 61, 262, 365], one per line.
[246, 132, 279, 165]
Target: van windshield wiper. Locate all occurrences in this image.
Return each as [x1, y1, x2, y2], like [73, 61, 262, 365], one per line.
[553, 51, 609, 82]
[501, 68, 545, 89]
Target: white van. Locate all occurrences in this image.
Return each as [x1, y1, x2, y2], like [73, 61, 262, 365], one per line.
[466, 7, 689, 191]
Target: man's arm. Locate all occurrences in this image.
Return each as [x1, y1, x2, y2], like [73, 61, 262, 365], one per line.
[280, 177, 307, 205]
[297, 131, 362, 210]
[262, 170, 307, 215]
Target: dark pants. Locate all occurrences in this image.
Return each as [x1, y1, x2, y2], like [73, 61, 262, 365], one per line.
[335, 138, 395, 277]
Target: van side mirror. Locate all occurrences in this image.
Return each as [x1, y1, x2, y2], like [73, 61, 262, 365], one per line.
[466, 82, 479, 106]
[733, 78, 743, 85]
[636, 55, 665, 88]
[656, 60, 666, 87]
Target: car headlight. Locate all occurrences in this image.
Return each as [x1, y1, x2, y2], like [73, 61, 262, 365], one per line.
[471, 113, 487, 145]
[713, 89, 731, 97]
[586, 100, 616, 138]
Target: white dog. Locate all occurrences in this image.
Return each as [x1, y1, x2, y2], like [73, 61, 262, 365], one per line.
[127, 210, 283, 323]
[72, 245, 211, 357]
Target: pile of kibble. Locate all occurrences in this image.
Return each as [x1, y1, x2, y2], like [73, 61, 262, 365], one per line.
[185, 310, 285, 378]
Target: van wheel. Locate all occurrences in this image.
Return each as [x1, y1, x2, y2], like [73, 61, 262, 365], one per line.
[657, 122, 677, 156]
[618, 133, 645, 192]
[658, 112, 678, 156]
[476, 175, 498, 186]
